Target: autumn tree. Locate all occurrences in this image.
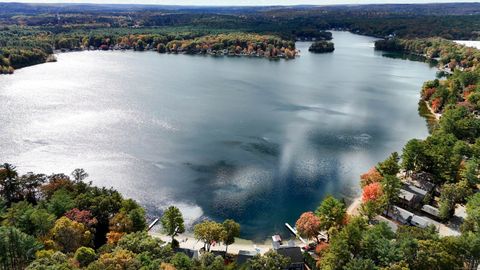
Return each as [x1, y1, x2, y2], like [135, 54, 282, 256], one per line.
[360, 167, 383, 188]
[51, 216, 92, 253]
[90, 249, 140, 269]
[295, 212, 322, 243]
[362, 182, 383, 203]
[109, 211, 133, 234]
[64, 208, 98, 229]
[193, 220, 225, 252]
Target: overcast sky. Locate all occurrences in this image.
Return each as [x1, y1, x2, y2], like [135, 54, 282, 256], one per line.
[0, 0, 478, 6]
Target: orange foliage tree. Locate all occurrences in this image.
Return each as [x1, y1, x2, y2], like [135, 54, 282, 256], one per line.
[295, 212, 322, 243]
[431, 97, 443, 112]
[360, 167, 383, 188]
[362, 182, 383, 203]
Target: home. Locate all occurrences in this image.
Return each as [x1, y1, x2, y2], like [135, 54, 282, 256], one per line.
[276, 246, 305, 270]
[236, 250, 255, 266]
[421, 204, 441, 219]
[374, 215, 398, 232]
[410, 215, 440, 230]
[386, 206, 414, 224]
[398, 188, 421, 208]
[174, 248, 199, 259]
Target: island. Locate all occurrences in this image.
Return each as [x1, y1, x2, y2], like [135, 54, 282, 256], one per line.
[308, 41, 335, 53]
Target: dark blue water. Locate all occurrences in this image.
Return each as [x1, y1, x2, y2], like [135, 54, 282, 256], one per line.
[0, 31, 436, 240]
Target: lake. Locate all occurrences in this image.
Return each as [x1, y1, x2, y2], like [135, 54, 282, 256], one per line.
[0, 31, 436, 240]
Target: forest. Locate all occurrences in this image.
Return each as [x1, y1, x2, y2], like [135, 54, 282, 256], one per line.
[3, 39, 480, 268]
[0, 164, 298, 270]
[292, 35, 480, 270]
[3, 2, 480, 269]
[308, 41, 334, 53]
[2, 2, 480, 73]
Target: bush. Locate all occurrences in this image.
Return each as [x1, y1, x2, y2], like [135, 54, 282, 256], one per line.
[75, 247, 96, 267]
[170, 252, 192, 270]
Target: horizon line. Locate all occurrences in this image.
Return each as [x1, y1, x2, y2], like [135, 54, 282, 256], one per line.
[1, 1, 480, 7]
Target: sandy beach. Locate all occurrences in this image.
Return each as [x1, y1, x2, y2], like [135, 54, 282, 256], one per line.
[150, 232, 301, 255]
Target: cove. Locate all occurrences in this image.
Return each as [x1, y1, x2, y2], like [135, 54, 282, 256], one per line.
[0, 31, 436, 240]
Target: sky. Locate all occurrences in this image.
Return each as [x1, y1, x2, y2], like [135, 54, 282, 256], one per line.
[0, 0, 478, 6]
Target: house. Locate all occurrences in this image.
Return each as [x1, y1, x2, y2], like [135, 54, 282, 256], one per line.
[211, 250, 226, 258]
[236, 250, 255, 266]
[276, 246, 305, 270]
[410, 215, 440, 230]
[404, 184, 428, 198]
[174, 248, 199, 259]
[374, 215, 398, 232]
[410, 172, 436, 193]
[386, 206, 414, 224]
[421, 204, 441, 219]
[398, 189, 421, 208]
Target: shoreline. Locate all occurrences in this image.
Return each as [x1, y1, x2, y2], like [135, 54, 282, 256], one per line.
[149, 231, 297, 255]
[423, 100, 441, 121]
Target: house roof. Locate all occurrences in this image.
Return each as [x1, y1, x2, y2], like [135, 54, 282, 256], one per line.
[410, 215, 440, 229]
[375, 215, 399, 232]
[391, 206, 414, 221]
[276, 246, 304, 264]
[237, 250, 255, 265]
[404, 184, 428, 197]
[421, 204, 441, 217]
[398, 189, 416, 202]
[174, 248, 196, 258]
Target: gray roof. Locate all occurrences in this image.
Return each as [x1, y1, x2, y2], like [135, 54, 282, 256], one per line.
[410, 215, 440, 229]
[276, 247, 304, 264]
[405, 185, 428, 196]
[237, 250, 255, 265]
[388, 206, 414, 223]
[375, 216, 398, 232]
[398, 189, 416, 202]
[421, 205, 441, 217]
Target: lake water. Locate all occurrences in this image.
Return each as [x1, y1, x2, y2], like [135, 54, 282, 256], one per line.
[0, 31, 436, 240]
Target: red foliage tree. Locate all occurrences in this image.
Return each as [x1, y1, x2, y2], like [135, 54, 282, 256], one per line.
[431, 97, 443, 112]
[315, 241, 329, 256]
[360, 167, 383, 188]
[422, 87, 436, 101]
[65, 208, 98, 228]
[362, 182, 383, 203]
[295, 212, 322, 243]
[463, 85, 477, 100]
